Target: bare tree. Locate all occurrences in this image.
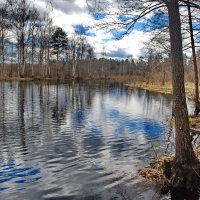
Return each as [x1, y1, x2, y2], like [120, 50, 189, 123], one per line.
[86, 45, 95, 77]
[11, 0, 38, 77]
[187, 0, 200, 115]
[101, 46, 106, 78]
[0, 0, 12, 76]
[28, 8, 40, 77]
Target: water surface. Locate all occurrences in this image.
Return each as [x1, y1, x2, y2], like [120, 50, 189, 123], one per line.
[0, 81, 173, 200]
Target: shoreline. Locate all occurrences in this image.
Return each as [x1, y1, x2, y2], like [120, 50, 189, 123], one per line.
[125, 82, 172, 94]
[0, 76, 133, 82]
[0, 77, 196, 100]
[0, 77, 196, 98]
[126, 82, 196, 100]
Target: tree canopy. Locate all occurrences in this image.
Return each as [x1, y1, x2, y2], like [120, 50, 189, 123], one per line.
[51, 27, 68, 61]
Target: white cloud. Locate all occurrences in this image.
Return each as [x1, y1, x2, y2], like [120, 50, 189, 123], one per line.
[34, 0, 151, 59]
[75, 0, 87, 8]
[87, 29, 151, 59]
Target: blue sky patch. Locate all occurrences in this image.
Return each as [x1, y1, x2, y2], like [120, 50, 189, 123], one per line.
[108, 23, 144, 40]
[91, 12, 106, 20]
[109, 30, 127, 40]
[118, 15, 133, 22]
[144, 10, 168, 31]
[73, 24, 96, 37]
[114, 11, 168, 35]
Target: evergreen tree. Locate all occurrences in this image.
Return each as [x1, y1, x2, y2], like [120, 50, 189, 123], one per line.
[50, 27, 68, 61]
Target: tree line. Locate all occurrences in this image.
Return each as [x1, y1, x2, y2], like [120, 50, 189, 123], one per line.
[0, 0, 198, 85]
[0, 0, 97, 78]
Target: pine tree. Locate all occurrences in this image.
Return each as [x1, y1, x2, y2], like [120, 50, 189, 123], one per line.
[50, 27, 68, 61]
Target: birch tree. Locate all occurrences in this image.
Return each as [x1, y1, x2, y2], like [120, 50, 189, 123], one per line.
[11, 0, 38, 77]
[0, 0, 12, 76]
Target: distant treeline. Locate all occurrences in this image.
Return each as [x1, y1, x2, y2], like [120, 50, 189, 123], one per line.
[0, 55, 174, 84]
[0, 0, 96, 78]
[0, 0, 197, 83]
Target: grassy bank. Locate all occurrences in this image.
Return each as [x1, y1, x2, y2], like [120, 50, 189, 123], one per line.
[126, 82, 172, 94]
[127, 82, 197, 99]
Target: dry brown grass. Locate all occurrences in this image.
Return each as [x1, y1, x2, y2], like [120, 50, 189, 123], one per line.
[127, 82, 172, 94]
[138, 155, 172, 187]
[138, 150, 200, 187]
[127, 81, 199, 100]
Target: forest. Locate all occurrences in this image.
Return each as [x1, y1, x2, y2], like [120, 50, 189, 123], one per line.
[0, 0, 199, 85]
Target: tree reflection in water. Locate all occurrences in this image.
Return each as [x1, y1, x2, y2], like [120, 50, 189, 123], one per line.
[0, 81, 187, 200]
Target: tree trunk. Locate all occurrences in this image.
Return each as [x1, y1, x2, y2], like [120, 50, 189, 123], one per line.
[22, 33, 25, 77]
[166, 0, 196, 165]
[187, 0, 200, 116]
[1, 31, 5, 77]
[0, 6, 6, 77]
[162, 62, 166, 86]
[19, 31, 25, 77]
[57, 51, 59, 61]
[72, 58, 77, 78]
[40, 43, 44, 78]
[47, 40, 51, 77]
[31, 38, 35, 77]
[171, 187, 199, 200]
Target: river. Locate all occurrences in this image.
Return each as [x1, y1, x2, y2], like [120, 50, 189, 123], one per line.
[0, 81, 176, 200]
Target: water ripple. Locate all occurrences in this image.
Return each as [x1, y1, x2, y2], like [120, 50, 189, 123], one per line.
[0, 81, 173, 200]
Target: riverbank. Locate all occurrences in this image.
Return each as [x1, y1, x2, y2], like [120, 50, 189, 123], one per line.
[138, 149, 200, 192]
[126, 82, 196, 99]
[138, 113, 200, 197]
[0, 77, 197, 99]
[133, 81, 200, 197]
[0, 76, 68, 81]
[0, 75, 135, 82]
[126, 82, 172, 94]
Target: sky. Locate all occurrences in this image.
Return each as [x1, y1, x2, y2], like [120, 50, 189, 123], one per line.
[34, 0, 152, 59]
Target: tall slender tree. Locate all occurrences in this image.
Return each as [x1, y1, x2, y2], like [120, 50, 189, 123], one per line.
[11, 0, 38, 77]
[0, 0, 12, 76]
[187, 0, 200, 116]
